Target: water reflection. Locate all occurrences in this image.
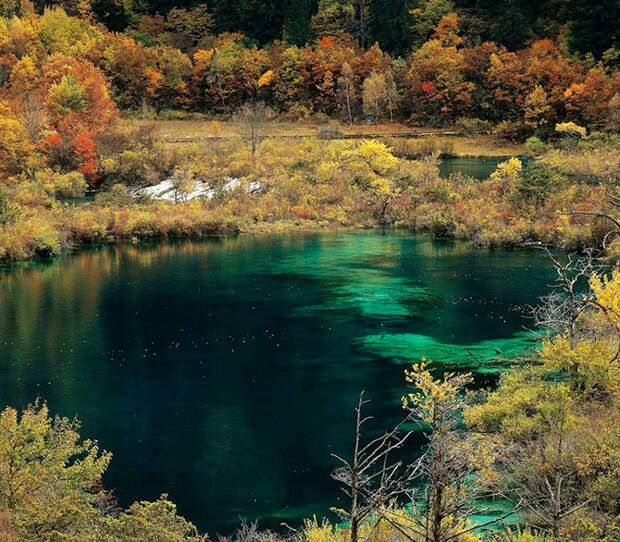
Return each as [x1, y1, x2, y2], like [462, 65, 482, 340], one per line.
[0, 233, 554, 533]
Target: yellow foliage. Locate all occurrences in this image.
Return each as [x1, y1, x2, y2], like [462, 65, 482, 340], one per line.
[403, 360, 472, 425]
[490, 157, 522, 184]
[555, 121, 587, 138]
[301, 517, 346, 542]
[0, 99, 35, 176]
[258, 69, 274, 87]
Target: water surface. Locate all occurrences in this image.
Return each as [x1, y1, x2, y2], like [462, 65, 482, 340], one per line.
[439, 157, 530, 179]
[0, 233, 555, 532]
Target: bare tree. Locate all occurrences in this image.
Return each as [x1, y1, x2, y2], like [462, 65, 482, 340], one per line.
[331, 391, 421, 542]
[338, 61, 355, 125]
[563, 186, 620, 250]
[233, 102, 272, 156]
[221, 519, 280, 542]
[531, 249, 597, 349]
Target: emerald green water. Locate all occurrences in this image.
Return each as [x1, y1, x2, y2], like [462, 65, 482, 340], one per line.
[439, 157, 531, 179]
[0, 233, 555, 533]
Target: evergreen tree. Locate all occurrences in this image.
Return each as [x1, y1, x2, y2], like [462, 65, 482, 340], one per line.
[283, 0, 313, 45]
[367, 0, 413, 57]
[566, 0, 618, 58]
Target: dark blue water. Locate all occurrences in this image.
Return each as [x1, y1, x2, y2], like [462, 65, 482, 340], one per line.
[0, 233, 555, 533]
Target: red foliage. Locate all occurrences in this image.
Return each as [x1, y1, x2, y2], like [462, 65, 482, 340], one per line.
[421, 81, 436, 98]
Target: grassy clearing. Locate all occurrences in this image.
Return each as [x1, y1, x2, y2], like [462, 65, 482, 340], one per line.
[145, 120, 525, 157]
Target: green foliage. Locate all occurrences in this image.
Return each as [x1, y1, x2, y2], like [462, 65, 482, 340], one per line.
[566, 0, 619, 58]
[0, 401, 111, 541]
[525, 136, 546, 155]
[47, 74, 86, 116]
[0, 402, 204, 541]
[513, 163, 562, 206]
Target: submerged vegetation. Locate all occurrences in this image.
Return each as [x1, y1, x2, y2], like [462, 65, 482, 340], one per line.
[2, 262, 619, 541]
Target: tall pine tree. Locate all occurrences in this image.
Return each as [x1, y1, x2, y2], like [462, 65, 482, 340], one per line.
[367, 0, 413, 56]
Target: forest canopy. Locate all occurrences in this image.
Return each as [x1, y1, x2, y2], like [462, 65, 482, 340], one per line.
[0, 0, 617, 57]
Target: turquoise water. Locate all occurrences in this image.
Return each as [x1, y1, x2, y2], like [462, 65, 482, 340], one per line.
[439, 157, 531, 179]
[0, 233, 555, 533]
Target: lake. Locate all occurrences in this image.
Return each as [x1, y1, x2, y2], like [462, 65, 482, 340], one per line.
[439, 157, 530, 179]
[0, 233, 556, 533]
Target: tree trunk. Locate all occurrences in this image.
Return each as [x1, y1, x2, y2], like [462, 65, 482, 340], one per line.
[346, 88, 352, 125]
[432, 484, 443, 542]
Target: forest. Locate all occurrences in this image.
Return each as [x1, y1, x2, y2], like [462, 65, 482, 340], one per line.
[0, 0, 618, 541]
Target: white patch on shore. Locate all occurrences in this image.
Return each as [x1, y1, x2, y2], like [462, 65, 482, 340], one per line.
[135, 178, 262, 202]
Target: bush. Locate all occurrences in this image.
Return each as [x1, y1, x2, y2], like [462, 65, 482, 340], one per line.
[525, 136, 546, 154]
[454, 117, 492, 135]
[493, 120, 529, 142]
[32, 227, 62, 257]
[426, 207, 457, 238]
[0, 186, 17, 224]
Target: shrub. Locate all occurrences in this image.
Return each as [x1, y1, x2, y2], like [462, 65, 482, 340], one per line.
[493, 120, 529, 142]
[454, 117, 492, 135]
[0, 186, 17, 224]
[525, 136, 546, 155]
[426, 207, 457, 238]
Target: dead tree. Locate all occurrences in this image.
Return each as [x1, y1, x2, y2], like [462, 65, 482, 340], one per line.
[563, 187, 620, 250]
[331, 391, 421, 542]
[531, 249, 597, 349]
[233, 102, 271, 156]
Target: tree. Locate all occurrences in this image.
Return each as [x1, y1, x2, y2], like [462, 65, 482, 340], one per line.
[541, 269, 620, 396]
[531, 250, 596, 349]
[380, 362, 511, 542]
[282, 0, 312, 46]
[410, 0, 455, 48]
[0, 401, 111, 540]
[338, 60, 355, 124]
[499, 385, 596, 538]
[344, 140, 402, 223]
[554, 122, 586, 152]
[170, 167, 197, 203]
[331, 391, 420, 542]
[384, 69, 397, 121]
[367, 0, 413, 57]
[0, 402, 205, 541]
[362, 70, 387, 118]
[233, 101, 272, 156]
[566, 0, 619, 59]
[524, 85, 551, 134]
[311, 0, 356, 41]
[166, 5, 215, 53]
[0, 99, 35, 177]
